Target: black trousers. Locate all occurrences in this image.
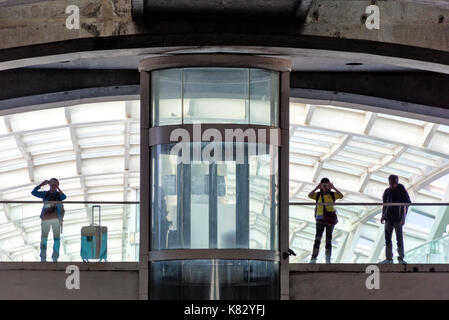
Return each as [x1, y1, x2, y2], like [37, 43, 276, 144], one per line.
[385, 221, 404, 260]
[312, 220, 334, 259]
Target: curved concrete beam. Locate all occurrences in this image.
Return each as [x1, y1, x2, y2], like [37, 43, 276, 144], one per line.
[0, 0, 448, 73]
[1, 0, 447, 52]
[1, 38, 449, 74]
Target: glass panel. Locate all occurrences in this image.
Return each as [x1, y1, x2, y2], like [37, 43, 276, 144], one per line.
[151, 142, 278, 250]
[70, 101, 126, 123]
[406, 234, 449, 263]
[150, 259, 279, 300]
[217, 161, 236, 249]
[191, 160, 210, 248]
[9, 108, 67, 131]
[183, 68, 249, 124]
[250, 145, 278, 250]
[250, 69, 279, 126]
[150, 67, 280, 127]
[152, 68, 183, 126]
[151, 144, 179, 250]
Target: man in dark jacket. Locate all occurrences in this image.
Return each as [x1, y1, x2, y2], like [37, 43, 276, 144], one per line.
[380, 175, 411, 264]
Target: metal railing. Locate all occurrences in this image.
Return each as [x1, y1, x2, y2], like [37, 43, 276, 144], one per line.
[291, 202, 431, 206]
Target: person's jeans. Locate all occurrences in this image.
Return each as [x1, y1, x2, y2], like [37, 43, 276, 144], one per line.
[312, 220, 334, 259]
[40, 218, 61, 261]
[385, 221, 404, 260]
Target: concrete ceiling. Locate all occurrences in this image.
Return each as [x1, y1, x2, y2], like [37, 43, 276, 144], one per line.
[27, 53, 413, 72]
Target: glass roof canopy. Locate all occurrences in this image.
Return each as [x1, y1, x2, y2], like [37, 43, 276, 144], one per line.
[0, 99, 448, 263]
[289, 103, 449, 263]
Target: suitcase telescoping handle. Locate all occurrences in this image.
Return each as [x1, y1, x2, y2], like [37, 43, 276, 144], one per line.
[92, 205, 101, 226]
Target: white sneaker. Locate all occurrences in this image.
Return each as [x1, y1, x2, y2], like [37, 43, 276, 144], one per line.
[310, 257, 317, 264]
[325, 257, 332, 264]
[398, 258, 407, 265]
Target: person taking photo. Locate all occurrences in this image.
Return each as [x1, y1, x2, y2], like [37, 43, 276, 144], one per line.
[31, 178, 66, 262]
[308, 178, 343, 263]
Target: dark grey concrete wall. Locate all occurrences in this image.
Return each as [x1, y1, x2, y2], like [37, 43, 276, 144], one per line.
[290, 264, 449, 300]
[2, 68, 448, 125]
[0, 263, 139, 300]
[291, 72, 449, 110]
[2, 262, 449, 299]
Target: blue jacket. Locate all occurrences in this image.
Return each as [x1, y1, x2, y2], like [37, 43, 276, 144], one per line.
[31, 185, 66, 219]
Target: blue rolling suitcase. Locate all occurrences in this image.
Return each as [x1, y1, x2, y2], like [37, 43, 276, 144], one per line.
[81, 205, 107, 262]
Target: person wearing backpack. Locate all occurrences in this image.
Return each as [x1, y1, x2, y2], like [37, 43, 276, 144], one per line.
[31, 178, 66, 262]
[308, 178, 344, 264]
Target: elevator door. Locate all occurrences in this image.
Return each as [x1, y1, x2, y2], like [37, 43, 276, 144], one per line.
[183, 160, 246, 249]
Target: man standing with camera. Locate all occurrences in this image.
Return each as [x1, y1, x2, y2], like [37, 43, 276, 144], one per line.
[31, 178, 66, 262]
[308, 178, 344, 264]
